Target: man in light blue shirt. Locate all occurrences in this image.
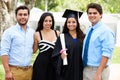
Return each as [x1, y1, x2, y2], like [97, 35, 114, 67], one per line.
[0, 6, 35, 80]
[82, 3, 115, 80]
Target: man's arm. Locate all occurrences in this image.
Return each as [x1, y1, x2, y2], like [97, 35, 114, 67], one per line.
[2, 55, 14, 80]
[94, 56, 108, 80]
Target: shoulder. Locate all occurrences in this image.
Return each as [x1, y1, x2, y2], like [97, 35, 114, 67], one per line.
[55, 30, 61, 37]
[29, 27, 35, 33]
[98, 25, 115, 39]
[101, 24, 114, 34]
[2, 26, 15, 36]
[34, 31, 39, 37]
[34, 31, 41, 41]
[56, 30, 60, 34]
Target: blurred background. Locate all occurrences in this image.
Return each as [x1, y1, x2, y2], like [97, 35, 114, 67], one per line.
[0, 0, 120, 46]
[0, 0, 120, 80]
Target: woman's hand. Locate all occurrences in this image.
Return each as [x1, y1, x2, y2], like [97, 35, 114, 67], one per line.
[61, 52, 67, 60]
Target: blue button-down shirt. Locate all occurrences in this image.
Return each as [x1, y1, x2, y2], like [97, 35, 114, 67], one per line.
[82, 21, 115, 67]
[0, 23, 35, 66]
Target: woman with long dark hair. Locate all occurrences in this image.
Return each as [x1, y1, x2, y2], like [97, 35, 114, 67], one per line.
[32, 12, 60, 80]
[52, 9, 85, 80]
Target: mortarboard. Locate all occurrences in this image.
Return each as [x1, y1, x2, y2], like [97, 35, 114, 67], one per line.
[62, 9, 83, 19]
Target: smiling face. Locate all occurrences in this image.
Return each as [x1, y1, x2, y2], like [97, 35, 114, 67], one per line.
[67, 17, 77, 31]
[43, 16, 52, 30]
[16, 9, 29, 26]
[87, 8, 102, 26]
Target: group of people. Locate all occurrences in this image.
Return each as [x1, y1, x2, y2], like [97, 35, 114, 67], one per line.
[0, 2, 115, 80]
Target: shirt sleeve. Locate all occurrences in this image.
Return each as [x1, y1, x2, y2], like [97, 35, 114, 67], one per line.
[100, 29, 115, 59]
[0, 29, 12, 56]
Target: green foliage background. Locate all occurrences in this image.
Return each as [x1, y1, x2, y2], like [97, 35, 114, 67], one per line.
[34, 0, 120, 13]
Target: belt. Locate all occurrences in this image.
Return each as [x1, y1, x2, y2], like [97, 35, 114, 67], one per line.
[86, 65, 108, 69]
[9, 65, 32, 70]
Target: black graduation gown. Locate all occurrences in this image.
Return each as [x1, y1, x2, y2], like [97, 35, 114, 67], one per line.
[52, 33, 83, 80]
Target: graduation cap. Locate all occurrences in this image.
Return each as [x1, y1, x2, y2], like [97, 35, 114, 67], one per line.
[62, 9, 83, 19]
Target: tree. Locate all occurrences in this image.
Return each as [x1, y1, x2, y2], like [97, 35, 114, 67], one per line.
[0, 0, 17, 40]
[34, 0, 120, 13]
[0, 0, 35, 41]
[24, 0, 36, 9]
[0, 0, 120, 41]
[35, 0, 59, 11]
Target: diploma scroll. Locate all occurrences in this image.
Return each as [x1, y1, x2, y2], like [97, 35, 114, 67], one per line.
[60, 34, 68, 65]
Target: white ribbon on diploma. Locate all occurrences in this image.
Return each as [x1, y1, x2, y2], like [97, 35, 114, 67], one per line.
[60, 34, 68, 65]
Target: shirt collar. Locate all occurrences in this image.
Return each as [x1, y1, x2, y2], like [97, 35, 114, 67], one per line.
[92, 21, 102, 30]
[16, 23, 30, 31]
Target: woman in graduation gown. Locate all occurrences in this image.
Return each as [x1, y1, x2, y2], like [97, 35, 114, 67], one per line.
[52, 9, 85, 80]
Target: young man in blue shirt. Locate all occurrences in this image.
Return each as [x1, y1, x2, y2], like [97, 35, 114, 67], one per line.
[0, 5, 35, 80]
[82, 3, 115, 80]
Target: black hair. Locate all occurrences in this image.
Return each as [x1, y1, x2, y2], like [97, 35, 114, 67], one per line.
[87, 3, 103, 14]
[36, 12, 55, 31]
[15, 5, 30, 15]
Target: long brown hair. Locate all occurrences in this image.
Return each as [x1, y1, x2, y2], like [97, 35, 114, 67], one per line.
[62, 18, 85, 43]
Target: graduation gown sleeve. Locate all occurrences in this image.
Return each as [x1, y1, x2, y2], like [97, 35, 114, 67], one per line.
[52, 37, 62, 79]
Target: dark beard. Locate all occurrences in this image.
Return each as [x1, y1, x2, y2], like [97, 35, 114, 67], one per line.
[18, 21, 28, 26]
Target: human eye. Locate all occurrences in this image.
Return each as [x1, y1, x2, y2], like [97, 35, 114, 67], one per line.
[18, 13, 22, 16]
[88, 12, 97, 15]
[67, 21, 71, 23]
[44, 20, 48, 22]
[72, 21, 76, 23]
[88, 12, 92, 15]
[49, 20, 52, 22]
[93, 12, 97, 14]
[24, 13, 28, 16]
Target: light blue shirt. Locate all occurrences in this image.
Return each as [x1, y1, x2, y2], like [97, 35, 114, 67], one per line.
[82, 21, 115, 67]
[0, 23, 35, 66]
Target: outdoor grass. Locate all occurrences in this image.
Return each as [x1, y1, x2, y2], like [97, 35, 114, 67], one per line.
[0, 47, 120, 80]
[111, 46, 120, 63]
